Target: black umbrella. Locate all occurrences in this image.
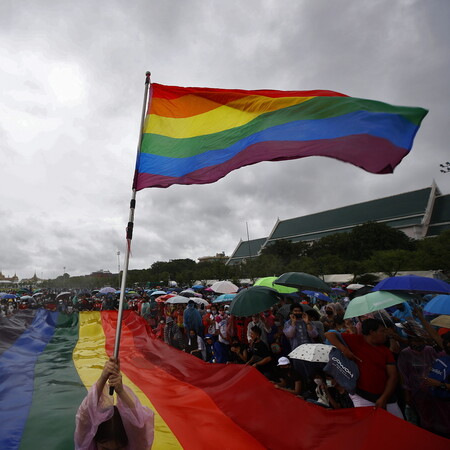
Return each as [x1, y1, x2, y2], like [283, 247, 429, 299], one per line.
[274, 272, 331, 293]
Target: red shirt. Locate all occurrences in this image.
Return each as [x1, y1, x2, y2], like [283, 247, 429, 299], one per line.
[342, 334, 395, 395]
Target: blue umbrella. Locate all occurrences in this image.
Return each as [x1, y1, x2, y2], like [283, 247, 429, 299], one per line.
[424, 294, 450, 315]
[302, 290, 331, 302]
[192, 284, 204, 290]
[213, 293, 236, 303]
[0, 293, 17, 300]
[372, 275, 450, 294]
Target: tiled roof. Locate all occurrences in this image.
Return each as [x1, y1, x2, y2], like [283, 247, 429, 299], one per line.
[426, 194, 450, 237]
[268, 187, 432, 242]
[227, 237, 267, 265]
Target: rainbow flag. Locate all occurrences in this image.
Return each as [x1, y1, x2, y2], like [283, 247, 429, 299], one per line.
[134, 84, 428, 189]
[1, 310, 448, 449]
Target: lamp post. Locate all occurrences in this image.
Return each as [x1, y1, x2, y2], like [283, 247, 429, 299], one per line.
[117, 251, 121, 287]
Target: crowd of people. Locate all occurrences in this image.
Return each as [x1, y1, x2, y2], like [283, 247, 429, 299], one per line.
[1, 282, 450, 439]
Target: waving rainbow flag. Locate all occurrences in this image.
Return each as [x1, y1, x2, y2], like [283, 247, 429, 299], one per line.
[134, 84, 428, 189]
[0, 310, 447, 449]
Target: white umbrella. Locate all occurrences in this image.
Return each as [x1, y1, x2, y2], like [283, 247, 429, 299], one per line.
[347, 283, 365, 290]
[193, 298, 209, 306]
[165, 295, 190, 304]
[289, 343, 334, 363]
[210, 281, 239, 294]
[56, 292, 72, 299]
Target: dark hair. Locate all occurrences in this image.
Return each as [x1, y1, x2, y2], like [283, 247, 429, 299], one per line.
[305, 309, 320, 321]
[334, 314, 345, 327]
[290, 303, 302, 312]
[94, 405, 128, 446]
[251, 325, 262, 336]
[442, 331, 450, 345]
[361, 318, 384, 336]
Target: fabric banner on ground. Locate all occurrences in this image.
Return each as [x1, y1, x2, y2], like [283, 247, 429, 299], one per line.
[0, 310, 447, 449]
[134, 83, 428, 189]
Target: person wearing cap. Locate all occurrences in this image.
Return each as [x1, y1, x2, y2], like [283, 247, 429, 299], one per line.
[203, 334, 216, 363]
[273, 357, 302, 396]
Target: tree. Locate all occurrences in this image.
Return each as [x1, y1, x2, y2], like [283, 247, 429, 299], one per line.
[260, 240, 309, 265]
[367, 249, 412, 277]
[346, 222, 415, 260]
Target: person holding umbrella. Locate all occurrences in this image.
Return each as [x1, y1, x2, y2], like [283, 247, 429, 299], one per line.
[283, 303, 319, 389]
[325, 318, 403, 418]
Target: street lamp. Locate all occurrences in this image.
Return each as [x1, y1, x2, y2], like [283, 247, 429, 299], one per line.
[117, 251, 121, 286]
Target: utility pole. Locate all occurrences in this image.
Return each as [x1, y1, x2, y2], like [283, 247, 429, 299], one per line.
[117, 251, 121, 287]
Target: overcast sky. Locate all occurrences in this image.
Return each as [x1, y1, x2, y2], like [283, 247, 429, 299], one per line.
[1, 0, 449, 280]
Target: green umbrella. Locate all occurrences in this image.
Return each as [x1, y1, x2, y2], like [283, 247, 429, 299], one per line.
[254, 276, 298, 294]
[344, 291, 410, 319]
[229, 286, 281, 317]
[274, 272, 331, 293]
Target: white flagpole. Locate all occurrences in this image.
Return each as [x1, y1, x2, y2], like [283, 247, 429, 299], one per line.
[110, 71, 151, 394]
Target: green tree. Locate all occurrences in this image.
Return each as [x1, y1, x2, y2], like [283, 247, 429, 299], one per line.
[367, 249, 412, 277]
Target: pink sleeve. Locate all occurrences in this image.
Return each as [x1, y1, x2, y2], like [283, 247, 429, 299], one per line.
[74, 383, 114, 450]
[117, 386, 155, 450]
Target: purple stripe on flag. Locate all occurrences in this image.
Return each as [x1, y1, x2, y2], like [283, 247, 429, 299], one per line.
[135, 134, 408, 189]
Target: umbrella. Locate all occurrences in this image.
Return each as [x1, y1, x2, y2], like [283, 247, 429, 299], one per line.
[180, 289, 197, 297]
[344, 291, 410, 319]
[229, 286, 280, 317]
[347, 283, 365, 290]
[372, 275, 450, 294]
[210, 281, 239, 294]
[20, 295, 33, 301]
[431, 315, 450, 329]
[424, 294, 450, 315]
[193, 298, 209, 307]
[332, 287, 346, 294]
[274, 272, 331, 293]
[56, 292, 72, 299]
[150, 290, 167, 297]
[213, 294, 236, 303]
[156, 294, 174, 303]
[302, 290, 331, 302]
[351, 285, 374, 298]
[192, 284, 204, 290]
[0, 293, 17, 300]
[254, 277, 298, 294]
[165, 295, 191, 304]
[289, 343, 334, 363]
[99, 287, 116, 295]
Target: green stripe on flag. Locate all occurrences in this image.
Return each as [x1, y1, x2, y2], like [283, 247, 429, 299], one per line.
[19, 313, 86, 450]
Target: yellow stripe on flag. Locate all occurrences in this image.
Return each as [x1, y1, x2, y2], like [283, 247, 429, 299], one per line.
[145, 95, 314, 138]
[73, 311, 182, 449]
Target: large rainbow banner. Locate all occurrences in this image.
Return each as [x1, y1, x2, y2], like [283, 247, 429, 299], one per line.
[134, 84, 428, 189]
[0, 310, 446, 449]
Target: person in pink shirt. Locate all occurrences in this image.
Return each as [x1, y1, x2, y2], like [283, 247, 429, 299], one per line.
[74, 357, 154, 450]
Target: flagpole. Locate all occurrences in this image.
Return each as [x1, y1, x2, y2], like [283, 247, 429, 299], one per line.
[110, 71, 151, 395]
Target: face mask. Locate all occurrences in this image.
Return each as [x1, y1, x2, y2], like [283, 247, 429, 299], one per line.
[326, 310, 333, 316]
[274, 321, 281, 327]
[211, 311, 216, 315]
[206, 309, 211, 313]
[326, 379, 334, 387]
[314, 378, 323, 386]
[294, 313, 302, 319]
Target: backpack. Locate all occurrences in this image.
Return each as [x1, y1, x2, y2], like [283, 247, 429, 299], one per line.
[323, 333, 359, 393]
